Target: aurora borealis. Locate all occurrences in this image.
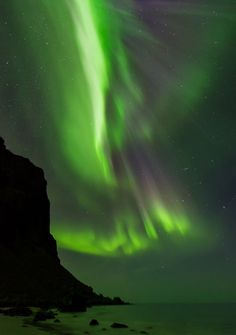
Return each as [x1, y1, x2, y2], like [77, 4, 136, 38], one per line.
[0, 0, 235, 302]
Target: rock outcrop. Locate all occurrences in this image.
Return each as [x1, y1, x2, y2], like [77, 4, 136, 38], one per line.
[0, 137, 123, 308]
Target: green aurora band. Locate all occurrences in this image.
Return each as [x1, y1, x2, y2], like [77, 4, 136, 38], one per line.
[5, 0, 235, 256]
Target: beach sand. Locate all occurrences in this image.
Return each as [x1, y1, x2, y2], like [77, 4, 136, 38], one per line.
[0, 314, 53, 335]
[0, 307, 157, 335]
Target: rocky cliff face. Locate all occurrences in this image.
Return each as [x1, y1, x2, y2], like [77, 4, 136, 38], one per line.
[0, 137, 56, 255]
[0, 137, 97, 307]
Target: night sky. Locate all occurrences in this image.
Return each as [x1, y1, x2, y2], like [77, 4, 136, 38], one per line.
[0, 0, 235, 303]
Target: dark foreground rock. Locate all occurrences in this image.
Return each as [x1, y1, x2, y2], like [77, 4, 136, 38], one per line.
[33, 309, 56, 322]
[0, 137, 126, 308]
[111, 322, 128, 328]
[89, 319, 99, 326]
[54, 318, 60, 323]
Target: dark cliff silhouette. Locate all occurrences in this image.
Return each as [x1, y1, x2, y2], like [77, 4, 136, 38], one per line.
[0, 137, 125, 308]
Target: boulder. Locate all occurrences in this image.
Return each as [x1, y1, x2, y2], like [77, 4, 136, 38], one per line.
[34, 309, 56, 322]
[110, 322, 128, 328]
[89, 319, 99, 326]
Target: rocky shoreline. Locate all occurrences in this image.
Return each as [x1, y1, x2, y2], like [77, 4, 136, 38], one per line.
[0, 306, 154, 335]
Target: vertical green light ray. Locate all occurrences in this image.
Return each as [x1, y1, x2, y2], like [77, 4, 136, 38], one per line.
[62, 0, 113, 184]
[67, 0, 109, 170]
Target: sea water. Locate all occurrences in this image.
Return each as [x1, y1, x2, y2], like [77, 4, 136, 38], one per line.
[82, 303, 236, 335]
